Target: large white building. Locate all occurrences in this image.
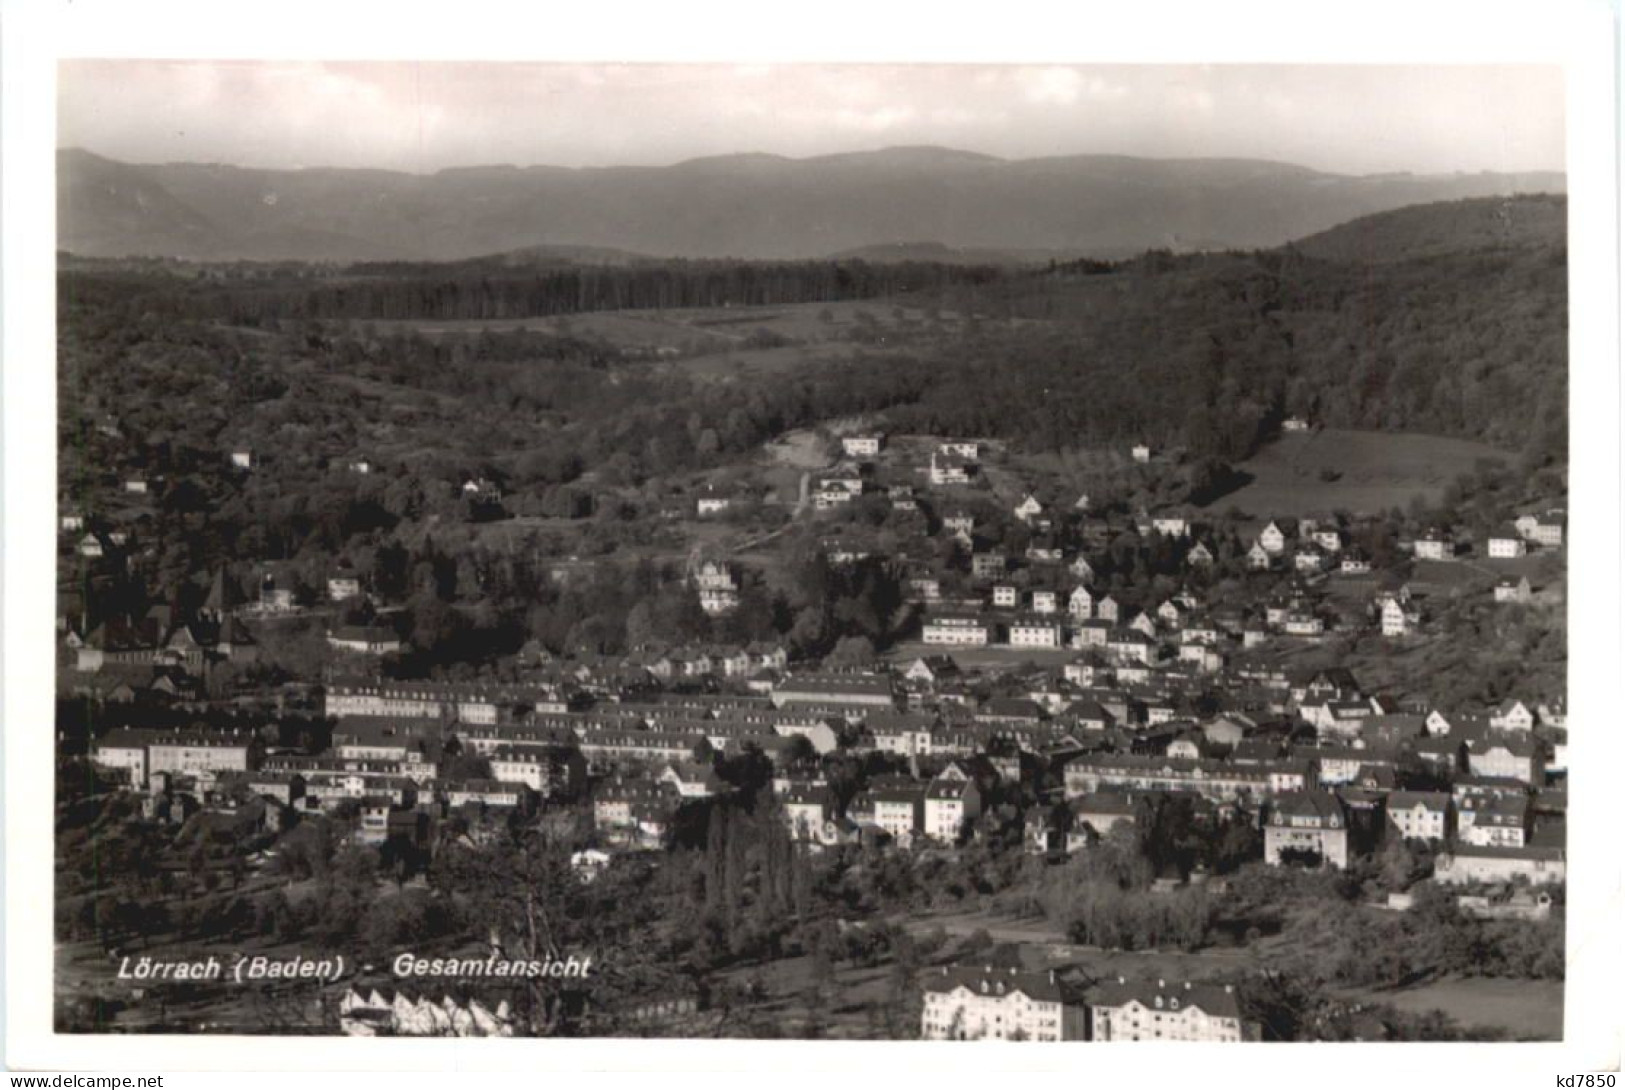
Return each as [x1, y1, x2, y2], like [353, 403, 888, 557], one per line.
[1009, 619, 1063, 649]
[94, 727, 260, 789]
[1089, 978, 1251, 1042]
[922, 614, 991, 647]
[920, 965, 1087, 1041]
[1264, 791, 1349, 868]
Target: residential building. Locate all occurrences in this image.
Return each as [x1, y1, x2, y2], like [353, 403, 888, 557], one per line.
[1264, 791, 1349, 868]
[920, 965, 1087, 1041]
[1089, 978, 1252, 1043]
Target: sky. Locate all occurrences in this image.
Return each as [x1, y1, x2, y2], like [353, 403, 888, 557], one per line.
[57, 62, 1565, 176]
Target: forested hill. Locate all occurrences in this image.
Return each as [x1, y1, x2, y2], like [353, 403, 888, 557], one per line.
[885, 194, 1567, 463]
[57, 195, 1567, 473]
[1289, 193, 1566, 264]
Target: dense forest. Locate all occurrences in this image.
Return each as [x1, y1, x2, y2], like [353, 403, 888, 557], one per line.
[58, 258, 1006, 324]
[60, 196, 1567, 467]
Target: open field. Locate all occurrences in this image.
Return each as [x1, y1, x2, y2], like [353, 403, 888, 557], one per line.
[1333, 977, 1563, 1041]
[357, 299, 963, 351]
[1209, 429, 1513, 518]
[764, 430, 833, 471]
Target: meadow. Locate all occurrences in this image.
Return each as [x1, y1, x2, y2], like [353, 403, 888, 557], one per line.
[1208, 428, 1513, 518]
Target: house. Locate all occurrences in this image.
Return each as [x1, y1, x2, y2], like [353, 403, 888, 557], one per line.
[1013, 494, 1045, 523]
[1070, 556, 1095, 582]
[1282, 416, 1311, 433]
[782, 784, 839, 844]
[1465, 732, 1546, 784]
[1072, 619, 1113, 649]
[1107, 630, 1156, 665]
[848, 777, 926, 842]
[1515, 513, 1565, 548]
[1151, 516, 1189, 539]
[929, 452, 976, 486]
[924, 768, 983, 842]
[1186, 541, 1214, 566]
[95, 727, 260, 789]
[657, 760, 731, 799]
[1339, 555, 1373, 576]
[1264, 791, 1348, 868]
[327, 626, 403, 655]
[1459, 793, 1529, 848]
[327, 566, 363, 602]
[1069, 791, 1138, 846]
[1293, 549, 1325, 573]
[1490, 700, 1537, 733]
[1131, 444, 1152, 464]
[1259, 521, 1288, 555]
[338, 988, 514, 1037]
[1378, 596, 1415, 638]
[1385, 791, 1451, 842]
[922, 614, 991, 648]
[972, 552, 1007, 579]
[902, 655, 960, 685]
[842, 435, 883, 458]
[1068, 587, 1094, 619]
[1494, 577, 1533, 604]
[487, 744, 585, 799]
[1311, 529, 1342, 553]
[907, 574, 942, 602]
[696, 494, 732, 516]
[1434, 844, 1565, 887]
[1008, 618, 1063, 649]
[1089, 978, 1252, 1042]
[992, 585, 1019, 608]
[1412, 530, 1452, 561]
[1247, 543, 1273, 571]
[920, 965, 1087, 1041]
[1031, 590, 1059, 615]
[258, 572, 296, 614]
[1281, 612, 1324, 637]
[938, 440, 981, 461]
[1094, 595, 1120, 624]
[1487, 529, 1527, 558]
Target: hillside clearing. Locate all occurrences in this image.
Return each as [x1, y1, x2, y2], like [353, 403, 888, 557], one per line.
[1207, 429, 1514, 518]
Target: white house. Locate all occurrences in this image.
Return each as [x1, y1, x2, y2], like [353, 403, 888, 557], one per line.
[1089, 979, 1250, 1043]
[1009, 619, 1063, 649]
[922, 614, 991, 647]
[921, 966, 1086, 1042]
[1259, 521, 1288, 555]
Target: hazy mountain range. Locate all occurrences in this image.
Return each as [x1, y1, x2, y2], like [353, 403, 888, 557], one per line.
[57, 146, 1566, 263]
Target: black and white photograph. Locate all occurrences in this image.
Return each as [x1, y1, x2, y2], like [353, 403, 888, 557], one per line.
[4, 0, 1621, 1079]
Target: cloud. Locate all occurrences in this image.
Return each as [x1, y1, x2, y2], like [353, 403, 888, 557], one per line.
[1019, 66, 1084, 105]
[1016, 67, 1128, 106]
[832, 105, 917, 132]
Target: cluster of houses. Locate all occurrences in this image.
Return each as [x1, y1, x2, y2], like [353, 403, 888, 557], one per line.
[920, 965, 1255, 1043]
[88, 651, 1569, 903]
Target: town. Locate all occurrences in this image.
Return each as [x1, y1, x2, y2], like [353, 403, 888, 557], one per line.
[55, 290, 1568, 1041]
